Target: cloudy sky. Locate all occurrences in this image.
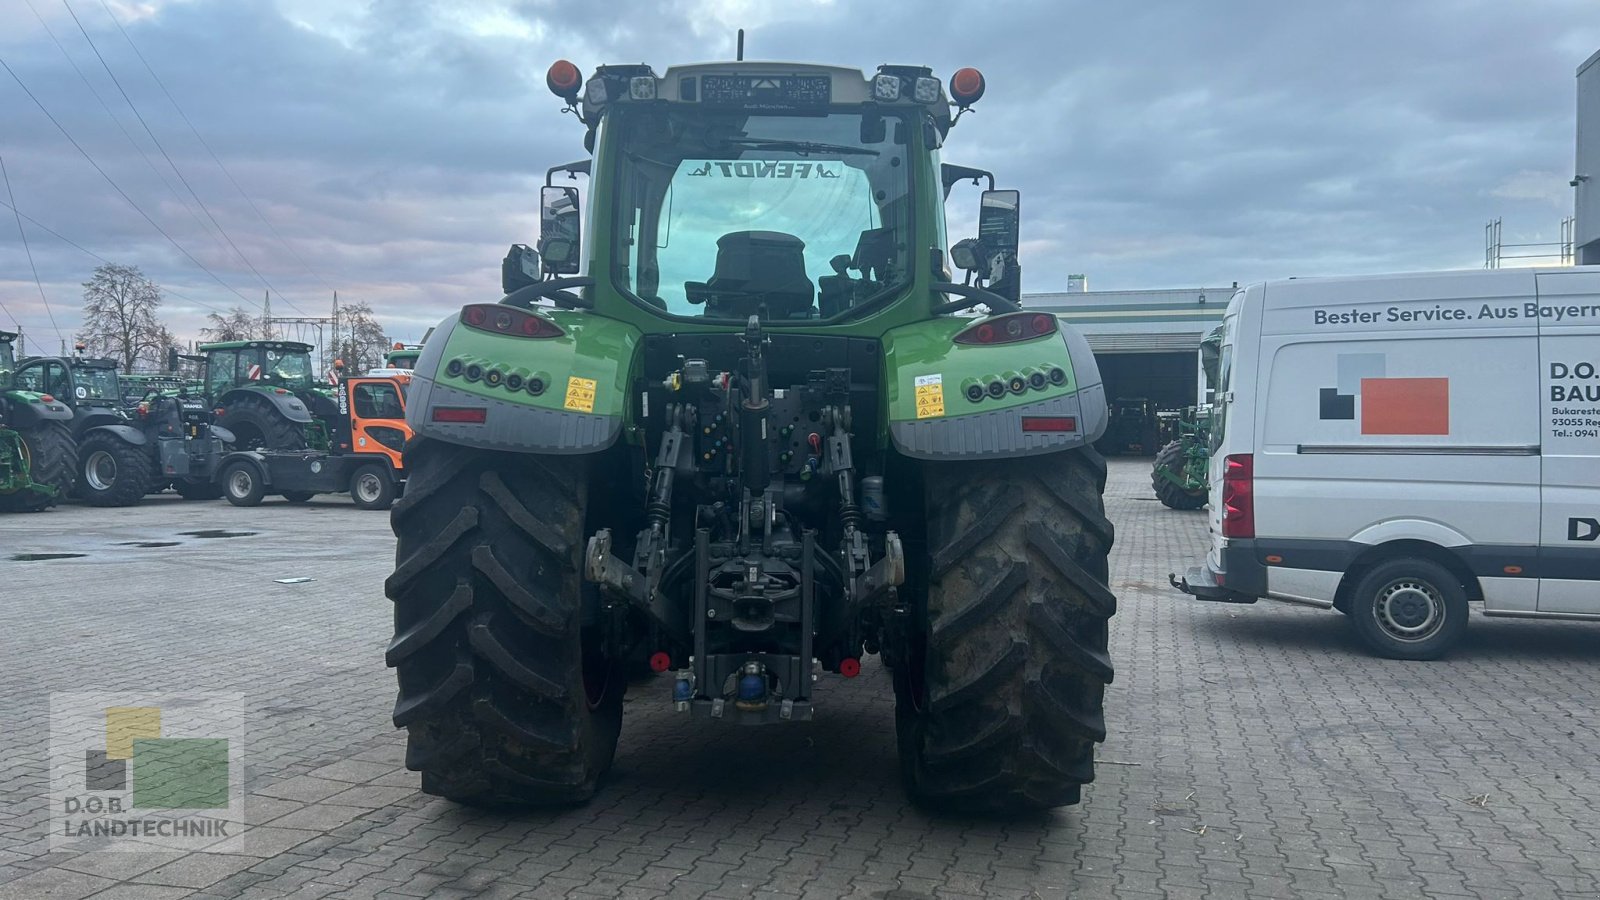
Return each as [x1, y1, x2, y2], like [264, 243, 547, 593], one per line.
[0, 0, 1595, 349]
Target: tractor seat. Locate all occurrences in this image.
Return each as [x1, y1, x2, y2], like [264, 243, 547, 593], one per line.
[685, 231, 815, 319]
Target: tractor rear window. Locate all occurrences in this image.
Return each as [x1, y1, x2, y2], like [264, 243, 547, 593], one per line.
[610, 107, 914, 322]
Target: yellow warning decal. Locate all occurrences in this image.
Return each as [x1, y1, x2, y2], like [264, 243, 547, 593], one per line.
[564, 376, 597, 413]
[913, 373, 945, 419]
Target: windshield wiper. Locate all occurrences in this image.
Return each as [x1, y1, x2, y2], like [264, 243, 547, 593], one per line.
[722, 137, 879, 157]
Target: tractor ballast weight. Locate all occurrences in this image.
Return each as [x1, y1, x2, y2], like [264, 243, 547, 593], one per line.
[0, 332, 76, 511]
[387, 59, 1117, 813]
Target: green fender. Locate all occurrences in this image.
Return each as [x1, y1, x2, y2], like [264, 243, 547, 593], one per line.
[405, 308, 640, 454]
[880, 314, 1107, 459]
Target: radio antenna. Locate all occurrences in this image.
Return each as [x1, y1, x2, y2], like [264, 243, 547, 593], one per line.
[736, 29, 745, 61]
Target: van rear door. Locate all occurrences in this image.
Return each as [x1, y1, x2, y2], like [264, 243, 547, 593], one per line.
[1534, 270, 1600, 615]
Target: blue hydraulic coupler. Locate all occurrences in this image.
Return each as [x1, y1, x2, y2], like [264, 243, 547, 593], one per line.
[737, 673, 765, 703]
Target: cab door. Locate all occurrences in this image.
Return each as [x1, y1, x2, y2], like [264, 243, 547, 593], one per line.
[1534, 271, 1600, 615]
[348, 379, 408, 468]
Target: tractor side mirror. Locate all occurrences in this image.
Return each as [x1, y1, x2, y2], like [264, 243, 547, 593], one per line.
[166, 347, 179, 373]
[501, 243, 542, 295]
[538, 186, 582, 275]
[978, 189, 1021, 301]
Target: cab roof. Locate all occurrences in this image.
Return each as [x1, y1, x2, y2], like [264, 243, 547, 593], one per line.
[197, 340, 315, 353]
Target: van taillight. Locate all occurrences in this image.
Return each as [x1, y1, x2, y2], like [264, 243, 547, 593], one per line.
[1221, 453, 1254, 539]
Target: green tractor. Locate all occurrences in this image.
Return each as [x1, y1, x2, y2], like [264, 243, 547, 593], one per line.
[197, 340, 336, 451]
[386, 58, 1116, 813]
[0, 330, 76, 512]
[12, 354, 232, 505]
[1150, 325, 1224, 510]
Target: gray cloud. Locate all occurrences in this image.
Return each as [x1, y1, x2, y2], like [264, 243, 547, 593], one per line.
[0, 0, 1594, 348]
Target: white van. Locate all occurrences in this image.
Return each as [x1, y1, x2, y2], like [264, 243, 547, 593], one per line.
[1172, 267, 1600, 659]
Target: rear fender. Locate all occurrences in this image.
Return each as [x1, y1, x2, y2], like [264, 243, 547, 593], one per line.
[405, 310, 638, 454]
[84, 423, 148, 447]
[223, 387, 313, 424]
[881, 315, 1107, 459]
[3, 391, 74, 427]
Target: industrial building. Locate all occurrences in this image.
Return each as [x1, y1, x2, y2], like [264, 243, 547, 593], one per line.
[1028, 282, 1231, 454]
[1577, 48, 1600, 264]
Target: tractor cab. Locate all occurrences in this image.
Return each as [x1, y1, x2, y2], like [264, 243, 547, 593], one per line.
[383, 343, 422, 371]
[0, 332, 76, 511]
[197, 340, 335, 451]
[332, 368, 410, 466]
[14, 355, 126, 425]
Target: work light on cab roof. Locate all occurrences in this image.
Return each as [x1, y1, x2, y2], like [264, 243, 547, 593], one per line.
[543, 58, 985, 129]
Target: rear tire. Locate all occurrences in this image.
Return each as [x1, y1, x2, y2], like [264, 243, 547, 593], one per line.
[895, 449, 1116, 813]
[221, 460, 266, 507]
[1152, 440, 1206, 510]
[77, 433, 153, 508]
[221, 393, 307, 451]
[385, 438, 622, 806]
[0, 421, 76, 512]
[349, 463, 396, 510]
[1347, 558, 1467, 661]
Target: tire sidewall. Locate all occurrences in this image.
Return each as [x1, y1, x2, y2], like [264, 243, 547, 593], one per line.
[223, 461, 265, 506]
[1349, 558, 1468, 660]
[349, 463, 394, 510]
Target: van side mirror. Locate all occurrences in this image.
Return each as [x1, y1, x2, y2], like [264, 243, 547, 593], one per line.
[501, 244, 541, 295]
[538, 186, 582, 275]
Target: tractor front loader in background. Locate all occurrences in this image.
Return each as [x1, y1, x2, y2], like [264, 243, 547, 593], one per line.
[386, 58, 1117, 813]
[0, 331, 75, 512]
[1151, 324, 1224, 510]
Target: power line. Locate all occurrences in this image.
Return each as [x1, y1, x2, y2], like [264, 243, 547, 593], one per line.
[58, 0, 309, 317]
[0, 195, 232, 317]
[21, 0, 228, 263]
[0, 54, 262, 312]
[0, 154, 65, 343]
[97, 0, 340, 300]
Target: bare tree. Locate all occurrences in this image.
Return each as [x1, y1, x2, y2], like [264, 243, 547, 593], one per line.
[199, 306, 261, 343]
[80, 264, 169, 373]
[331, 301, 391, 372]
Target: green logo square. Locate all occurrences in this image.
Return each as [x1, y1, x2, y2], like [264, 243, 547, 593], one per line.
[131, 738, 230, 809]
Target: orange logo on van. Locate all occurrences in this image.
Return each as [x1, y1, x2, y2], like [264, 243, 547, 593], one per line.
[1360, 377, 1448, 435]
[1320, 353, 1450, 435]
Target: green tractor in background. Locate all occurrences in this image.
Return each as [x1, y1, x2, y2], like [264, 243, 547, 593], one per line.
[0, 330, 76, 512]
[386, 58, 1117, 813]
[1150, 325, 1224, 510]
[197, 340, 337, 451]
[11, 353, 232, 505]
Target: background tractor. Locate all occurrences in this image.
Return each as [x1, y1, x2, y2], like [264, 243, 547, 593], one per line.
[387, 58, 1117, 814]
[198, 340, 336, 451]
[0, 330, 75, 512]
[1149, 325, 1224, 510]
[216, 366, 409, 510]
[12, 353, 232, 505]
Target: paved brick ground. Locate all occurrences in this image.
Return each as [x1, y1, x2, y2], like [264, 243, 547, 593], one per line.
[1, 460, 1597, 899]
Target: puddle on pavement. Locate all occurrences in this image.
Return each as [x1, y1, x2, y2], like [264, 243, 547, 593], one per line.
[117, 541, 182, 548]
[10, 553, 88, 561]
[179, 530, 258, 539]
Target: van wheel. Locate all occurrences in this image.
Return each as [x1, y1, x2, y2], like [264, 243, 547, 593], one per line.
[1347, 558, 1467, 661]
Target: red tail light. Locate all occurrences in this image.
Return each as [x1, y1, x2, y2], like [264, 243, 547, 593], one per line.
[432, 407, 487, 424]
[1020, 416, 1076, 432]
[460, 304, 564, 338]
[1221, 453, 1254, 539]
[953, 312, 1057, 345]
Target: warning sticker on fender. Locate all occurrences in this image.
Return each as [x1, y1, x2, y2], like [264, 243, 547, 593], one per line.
[913, 374, 945, 419]
[564, 376, 597, 413]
